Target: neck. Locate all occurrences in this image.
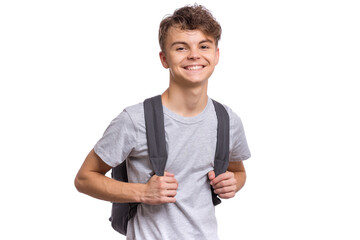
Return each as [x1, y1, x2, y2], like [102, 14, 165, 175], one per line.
[161, 80, 208, 117]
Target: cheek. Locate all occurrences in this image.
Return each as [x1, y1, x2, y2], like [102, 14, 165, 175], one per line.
[203, 52, 218, 64]
[215, 53, 219, 65]
[168, 58, 182, 70]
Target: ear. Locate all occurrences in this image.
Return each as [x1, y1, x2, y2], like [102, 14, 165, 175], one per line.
[215, 48, 220, 65]
[159, 51, 169, 69]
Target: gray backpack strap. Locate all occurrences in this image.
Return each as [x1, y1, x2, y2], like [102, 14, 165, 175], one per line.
[211, 99, 230, 206]
[109, 95, 167, 235]
[110, 97, 229, 235]
[109, 161, 137, 235]
[144, 95, 167, 176]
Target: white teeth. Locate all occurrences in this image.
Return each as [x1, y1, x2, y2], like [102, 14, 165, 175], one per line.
[185, 65, 203, 70]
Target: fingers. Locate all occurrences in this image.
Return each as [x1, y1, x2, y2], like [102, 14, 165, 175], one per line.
[210, 171, 234, 187]
[212, 178, 236, 189]
[210, 171, 237, 199]
[208, 170, 215, 181]
[165, 189, 177, 197]
[163, 196, 176, 203]
[157, 173, 178, 190]
[217, 191, 236, 199]
[164, 171, 175, 177]
[165, 182, 178, 190]
[144, 172, 178, 205]
[213, 185, 236, 195]
[164, 172, 178, 188]
[213, 182, 236, 199]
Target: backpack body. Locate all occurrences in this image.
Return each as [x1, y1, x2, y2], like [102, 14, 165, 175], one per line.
[109, 95, 229, 235]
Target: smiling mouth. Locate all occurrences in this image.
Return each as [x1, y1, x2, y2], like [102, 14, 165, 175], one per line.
[184, 65, 205, 71]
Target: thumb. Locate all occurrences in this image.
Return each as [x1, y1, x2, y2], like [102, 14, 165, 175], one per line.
[208, 170, 215, 181]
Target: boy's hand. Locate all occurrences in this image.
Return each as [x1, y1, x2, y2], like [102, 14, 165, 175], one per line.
[142, 172, 178, 205]
[208, 170, 237, 199]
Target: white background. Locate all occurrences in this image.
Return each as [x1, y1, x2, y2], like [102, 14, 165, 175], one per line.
[1, 0, 359, 239]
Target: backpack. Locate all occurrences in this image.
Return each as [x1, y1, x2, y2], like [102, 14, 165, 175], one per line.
[109, 95, 230, 235]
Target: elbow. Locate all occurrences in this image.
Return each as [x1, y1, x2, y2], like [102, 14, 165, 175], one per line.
[74, 174, 86, 193]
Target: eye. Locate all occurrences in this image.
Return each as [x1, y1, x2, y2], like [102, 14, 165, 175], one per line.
[176, 47, 186, 51]
[200, 45, 210, 49]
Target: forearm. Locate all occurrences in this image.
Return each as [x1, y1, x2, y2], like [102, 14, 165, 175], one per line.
[233, 170, 246, 192]
[75, 149, 178, 205]
[75, 171, 145, 203]
[227, 160, 246, 193]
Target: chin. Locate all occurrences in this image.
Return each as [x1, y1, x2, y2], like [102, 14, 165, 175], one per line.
[182, 78, 208, 86]
[171, 73, 210, 86]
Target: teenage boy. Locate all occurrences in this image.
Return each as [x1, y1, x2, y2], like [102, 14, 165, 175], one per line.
[75, 4, 251, 240]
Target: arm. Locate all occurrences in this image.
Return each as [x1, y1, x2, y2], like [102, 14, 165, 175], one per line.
[208, 161, 246, 199]
[74, 149, 178, 204]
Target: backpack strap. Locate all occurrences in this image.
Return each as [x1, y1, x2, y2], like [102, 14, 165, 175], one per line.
[109, 161, 137, 235]
[143, 96, 230, 205]
[211, 99, 230, 206]
[109, 95, 167, 235]
[143, 95, 167, 176]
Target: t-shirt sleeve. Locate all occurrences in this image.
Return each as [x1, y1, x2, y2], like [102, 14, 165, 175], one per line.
[94, 110, 137, 168]
[228, 107, 251, 161]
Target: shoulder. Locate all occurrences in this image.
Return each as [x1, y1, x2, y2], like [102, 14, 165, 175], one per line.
[123, 102, 144, 123]
[221, 104, 251, 161]
[210, 99, 251, 158]
[121, 101, 147, 135]
[102, 102, 144, 135]
[224, 104, 244, 128]
[210, 98, 244, 127]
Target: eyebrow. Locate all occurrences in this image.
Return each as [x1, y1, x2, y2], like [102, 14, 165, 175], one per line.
[170, 41, 188, 47]
[199, 39, 214, 44]
[170, 39, 214, 47]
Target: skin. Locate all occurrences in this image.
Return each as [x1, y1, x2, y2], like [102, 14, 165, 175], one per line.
[159, 26, 219, 117]
[74, 26, 246, 205]
[159, 27, 246, 198]
[75, 149, 178, 204]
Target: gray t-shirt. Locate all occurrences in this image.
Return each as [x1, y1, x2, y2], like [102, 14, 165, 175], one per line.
[94, 97, 251, 240]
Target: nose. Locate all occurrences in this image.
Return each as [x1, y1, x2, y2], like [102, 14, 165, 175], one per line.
[187, 48, 200, 60]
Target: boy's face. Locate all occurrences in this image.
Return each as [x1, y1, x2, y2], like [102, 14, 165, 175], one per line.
[159, 27, 219, 86]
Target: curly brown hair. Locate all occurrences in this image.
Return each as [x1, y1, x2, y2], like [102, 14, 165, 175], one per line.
[158, 4, 222, 52]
